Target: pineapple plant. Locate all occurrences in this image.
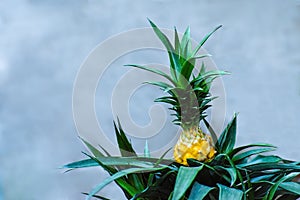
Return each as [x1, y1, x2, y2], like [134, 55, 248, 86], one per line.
[63, 20, 300, 200]
[126, 20, 227, 165]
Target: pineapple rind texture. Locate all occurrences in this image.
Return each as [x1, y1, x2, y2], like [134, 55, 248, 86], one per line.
[174, 128, 216, 165]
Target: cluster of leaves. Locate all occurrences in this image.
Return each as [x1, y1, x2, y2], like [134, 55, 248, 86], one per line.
[126, 19, 229, 129]
[63, 115, 300, 200]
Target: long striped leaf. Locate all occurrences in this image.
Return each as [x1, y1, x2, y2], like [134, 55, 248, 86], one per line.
[217, 114, 237, 154]
[125, 64, 176, 85]
[148, 19, 181, 81]
[192, 25, 222, 57]
[233, 148, 276, 162]
[86, 167, 167, 200]
[229, 143, 277, 157]
[188, 183, 214, 200]
[217, 184, 243, 200]
[172, 166, 204, 200]
[279, 182, 300, 195]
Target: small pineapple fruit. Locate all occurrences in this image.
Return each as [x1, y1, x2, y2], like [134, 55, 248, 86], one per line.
[174, 128, 215, 165]
[128, 20, 228, 165]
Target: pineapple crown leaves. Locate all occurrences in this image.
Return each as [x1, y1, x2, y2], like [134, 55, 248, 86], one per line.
[126, 19, 229, 129]
[147, 18, 223, 83]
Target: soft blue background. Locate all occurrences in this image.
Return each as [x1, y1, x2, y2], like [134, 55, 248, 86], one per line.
[0, 0, 299, 199]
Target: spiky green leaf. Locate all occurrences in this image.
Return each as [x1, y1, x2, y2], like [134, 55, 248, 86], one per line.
[63, 158, 99, 169]
[188, 182, 214, 200]
[180, 26, 191, 59]
[86, 167, 167, 200]
[279, 182, 300, 195]
[237, 155, 282, 168]
[114, 120, 137, 157]
[192, 25, 222, 57]
[264, 173, 300, 200]
[180, 54, 211, 82]
[203, 118, 218, 148]
[144, 140, 150, 158]
[217, 184, 243, 200]
[145, 81, 174, 92]
[174, 27, 180, 55]
[148, 19, 180, 80]
[233, 147, 276, 162]
[214, 166, 237, 186]
[125, 64, 176, 85]
[229, 143, 276, 157]
[172, 166, 204, 200]
[243, 163, 300, 171]
[217, 114, 237, 154]
[81, 138, 105, 158]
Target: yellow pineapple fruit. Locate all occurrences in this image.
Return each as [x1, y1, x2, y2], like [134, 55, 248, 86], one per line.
[174, 128, 215, 165]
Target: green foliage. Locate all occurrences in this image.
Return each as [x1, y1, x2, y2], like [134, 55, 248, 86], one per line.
[188, 183, 214, 200]
[215, 113, 237, 153]
[217, 184, 243, 200]
[172, 166, 204, 200]
[64, 116, 300, 200]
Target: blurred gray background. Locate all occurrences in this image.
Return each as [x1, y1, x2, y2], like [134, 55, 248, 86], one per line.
[0, 0, 300, 199]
